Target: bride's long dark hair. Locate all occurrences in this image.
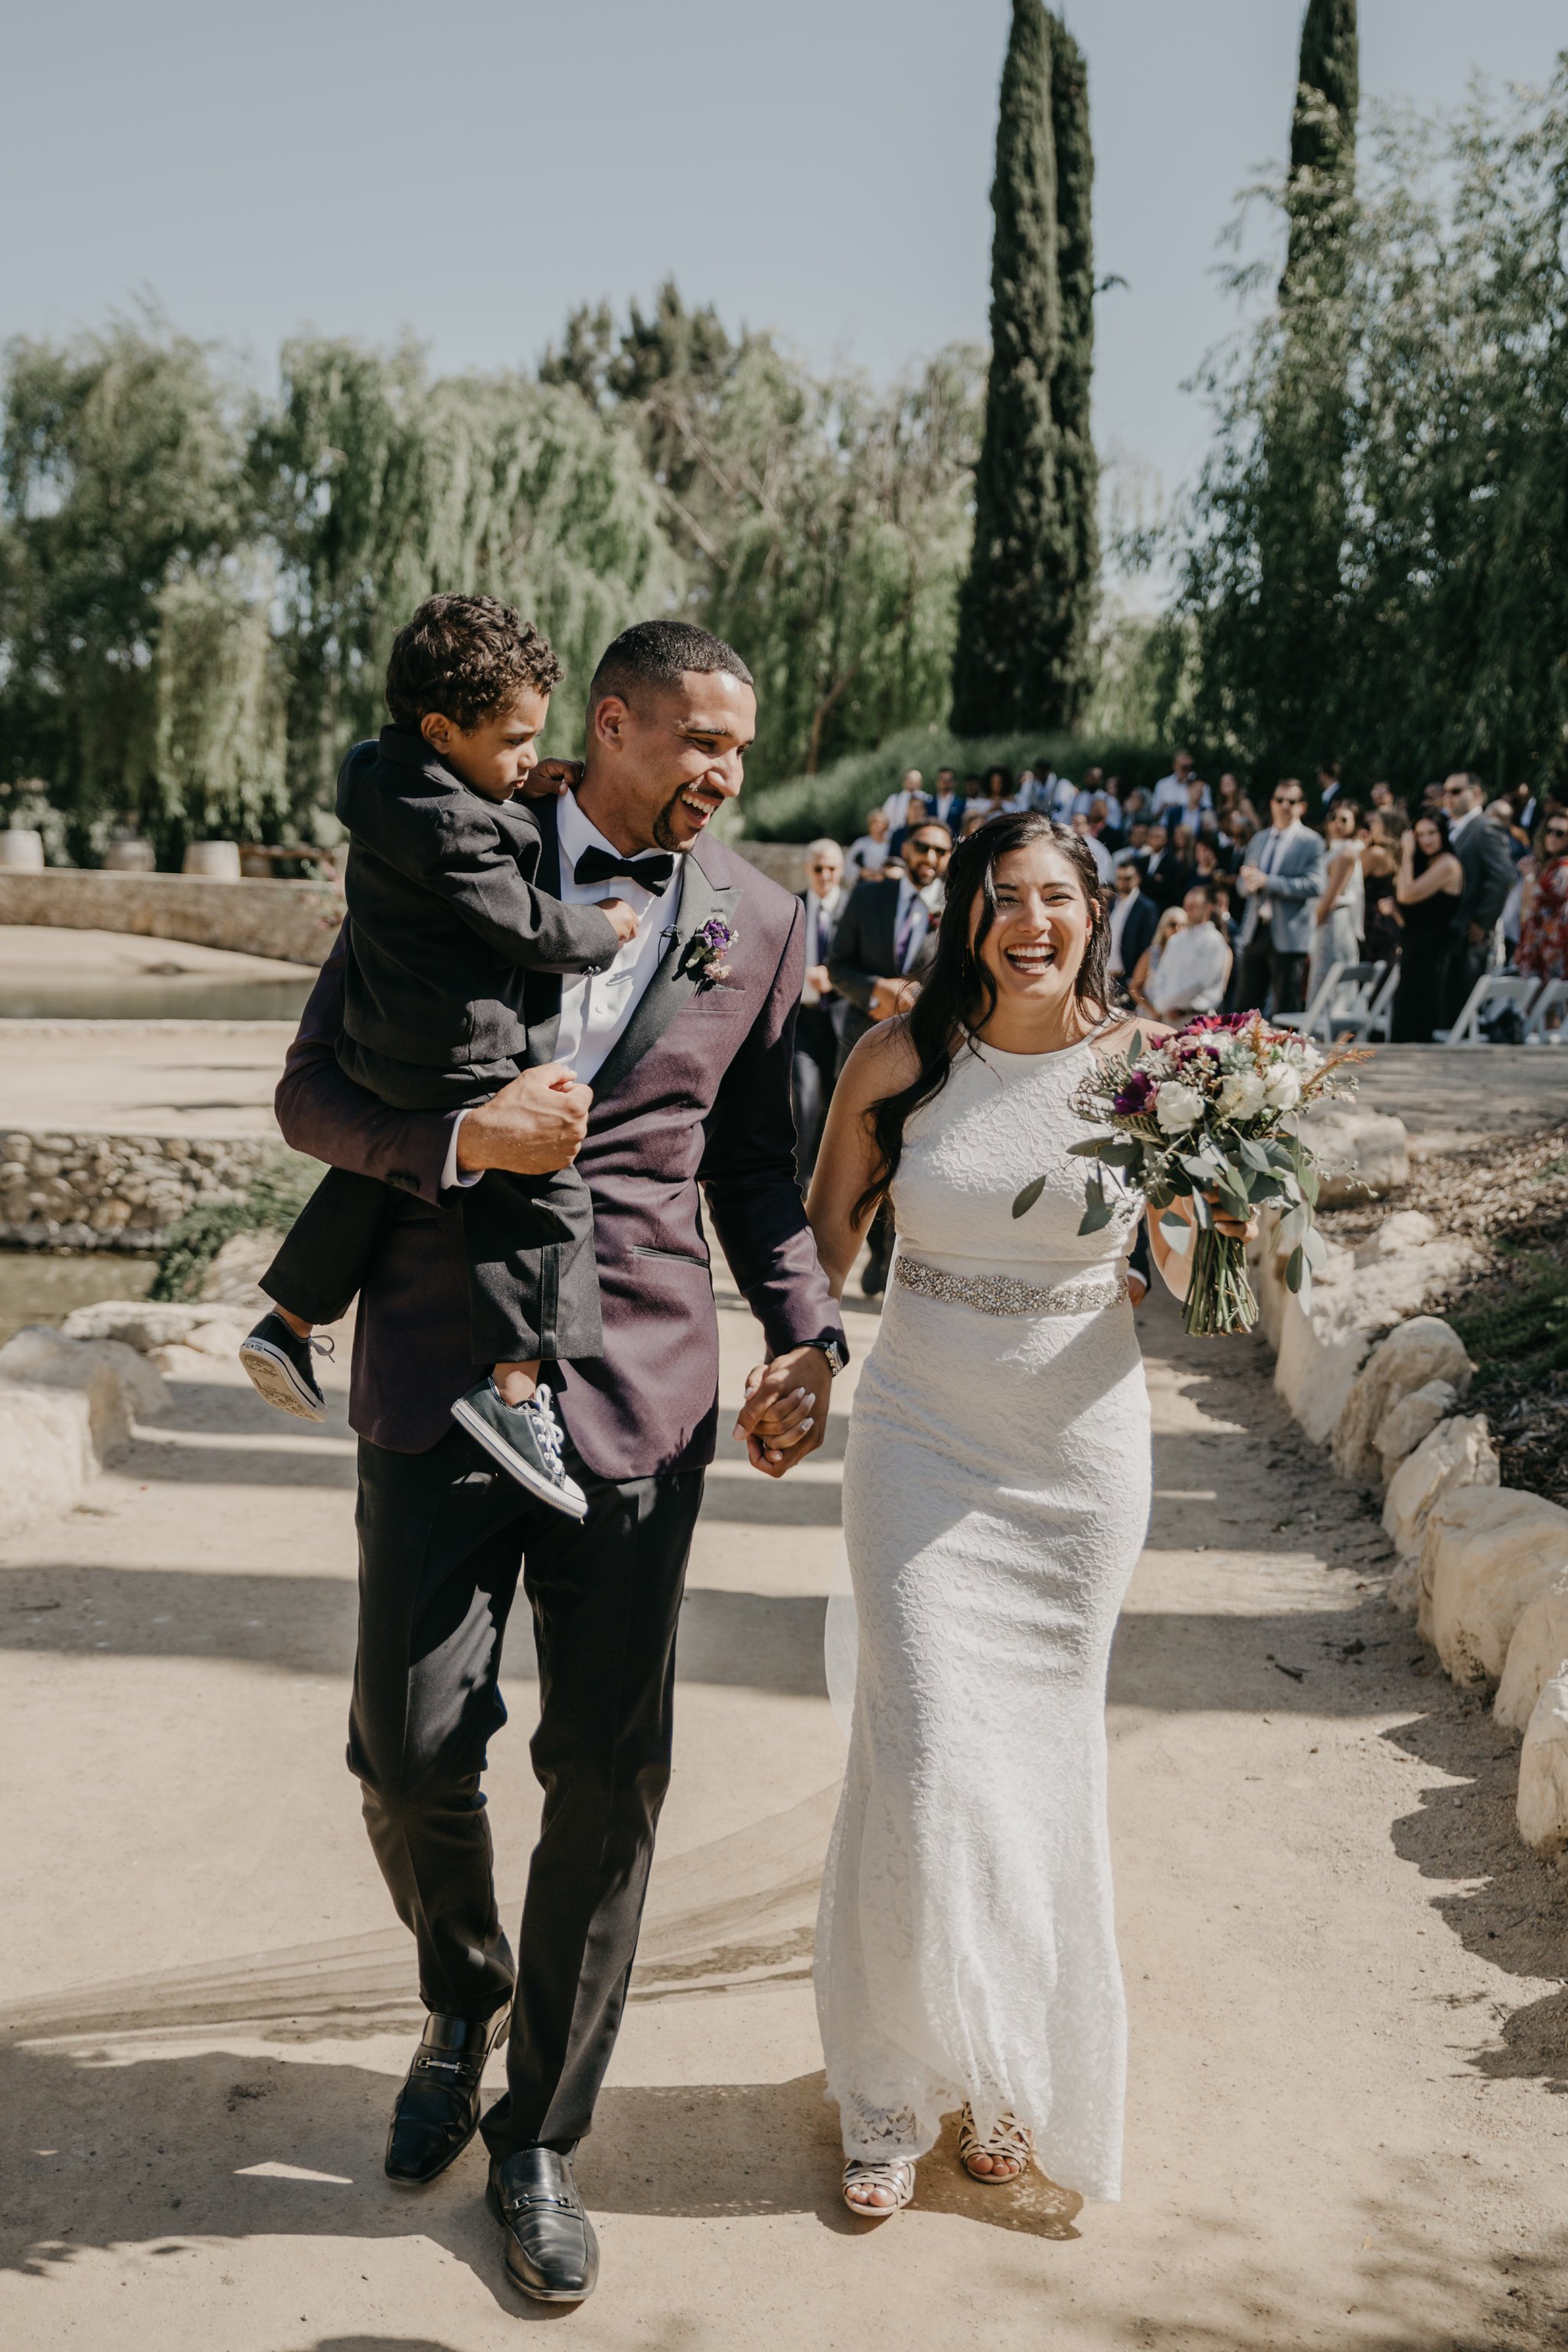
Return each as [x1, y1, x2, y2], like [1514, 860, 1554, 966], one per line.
[852, 812, 1111, 1226]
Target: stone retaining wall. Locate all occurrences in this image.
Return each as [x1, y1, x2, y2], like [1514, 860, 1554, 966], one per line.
[0, 868, 341, 966]
[1, 1126, 279, 1250]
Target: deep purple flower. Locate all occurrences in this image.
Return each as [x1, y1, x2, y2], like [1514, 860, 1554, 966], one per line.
[1112, 1068, 1156, 1116]
[700, 916, 735, 952]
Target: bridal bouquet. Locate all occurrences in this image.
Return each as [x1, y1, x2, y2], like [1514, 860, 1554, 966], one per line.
[1012, 1014, 1361, 1337]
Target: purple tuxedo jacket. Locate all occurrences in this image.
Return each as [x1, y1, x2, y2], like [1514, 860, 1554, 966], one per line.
[273, 812, 847, 1480]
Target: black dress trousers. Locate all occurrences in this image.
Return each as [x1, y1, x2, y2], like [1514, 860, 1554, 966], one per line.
[349, 1423, 704, 2154]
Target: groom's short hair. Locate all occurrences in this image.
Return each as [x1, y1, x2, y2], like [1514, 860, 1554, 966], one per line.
[589, 620, 753, 717]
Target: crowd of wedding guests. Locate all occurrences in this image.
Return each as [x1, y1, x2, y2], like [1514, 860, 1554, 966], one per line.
[794, 753, 1568, 1227]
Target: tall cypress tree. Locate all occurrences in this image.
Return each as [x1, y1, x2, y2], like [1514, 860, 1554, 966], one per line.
[1284, 0, 1359, 304]
[1250, 0, 1359, 788]
[952, 2, 1096, 736]
[1048, 18, 1098, 723]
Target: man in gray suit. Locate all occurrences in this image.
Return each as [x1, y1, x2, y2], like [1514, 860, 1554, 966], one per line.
[1234, 779, 1327, 1017]
[1439, 769, 1515, 1026]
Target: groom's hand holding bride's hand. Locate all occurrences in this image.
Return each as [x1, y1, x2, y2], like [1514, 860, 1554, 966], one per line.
[733, 1346, 832, 1477]
[456, 1064, 591, 1176]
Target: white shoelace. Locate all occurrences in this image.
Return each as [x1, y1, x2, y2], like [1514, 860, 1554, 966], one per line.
[527, 1385, 566, 1466]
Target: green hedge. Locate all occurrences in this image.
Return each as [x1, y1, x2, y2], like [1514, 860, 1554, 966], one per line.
[740, 725, 1172, 844]
[149, 1155, 320, 1303]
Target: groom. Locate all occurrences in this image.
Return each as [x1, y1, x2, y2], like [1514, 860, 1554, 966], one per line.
[273, 619, 845, 2304]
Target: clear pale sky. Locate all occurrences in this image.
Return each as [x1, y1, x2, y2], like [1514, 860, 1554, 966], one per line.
[3, 1, 1562, 501]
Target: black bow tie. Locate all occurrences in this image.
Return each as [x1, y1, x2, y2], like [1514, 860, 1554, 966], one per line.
[573, 846, 677, 892]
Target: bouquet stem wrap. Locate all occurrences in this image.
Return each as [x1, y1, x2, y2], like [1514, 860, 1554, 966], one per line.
[1183, 1223, 1260, 1338]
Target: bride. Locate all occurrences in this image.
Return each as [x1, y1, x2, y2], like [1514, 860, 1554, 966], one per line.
[807, 809, 1223, 2217]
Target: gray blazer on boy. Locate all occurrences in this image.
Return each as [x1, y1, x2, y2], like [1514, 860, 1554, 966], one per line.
[1236, 822, 1327, 954]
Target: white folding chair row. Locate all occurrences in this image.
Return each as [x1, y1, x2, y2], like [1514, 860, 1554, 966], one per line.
[1523, 977, 1568, 1042]
[1439, 972, 1546, 1047]
[1274, 960, 1388, 1044]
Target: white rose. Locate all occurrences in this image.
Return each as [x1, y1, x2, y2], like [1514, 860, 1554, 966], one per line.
[1263, 1065, 1303, 1112]
[1217, 1070, 1266, 1122]
[1155, 1081, 1205, 1134]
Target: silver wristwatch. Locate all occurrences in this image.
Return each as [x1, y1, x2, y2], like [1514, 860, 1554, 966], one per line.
[813, 1336, 848, 1377]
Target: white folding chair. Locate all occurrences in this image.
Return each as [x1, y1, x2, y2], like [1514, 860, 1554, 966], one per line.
[1362, 962, 1401, 1044]
[1308, 960, 1387, 1044]
[1438, 973, 1542, 1047]
[1523, 977, 1568, 1043]
[1272, 962, 1344, 1036]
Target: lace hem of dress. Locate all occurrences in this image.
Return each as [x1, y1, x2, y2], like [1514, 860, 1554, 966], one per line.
[894, 1256, 1129, 1318]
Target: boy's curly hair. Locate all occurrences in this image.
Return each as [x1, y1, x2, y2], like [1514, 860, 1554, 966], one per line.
[385, 593, 564, 733]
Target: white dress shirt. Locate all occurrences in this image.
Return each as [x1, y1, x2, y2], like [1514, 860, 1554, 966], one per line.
[442, 792, 684, 1190]
[1151, 773, 1212, 818]
[1149, 920, 1232, 1018]
[802, 884, 845, 1003]
[1078, 831, 1113, 884]
[1107, 888, 1138, 978]
[894, 874, 942, 970]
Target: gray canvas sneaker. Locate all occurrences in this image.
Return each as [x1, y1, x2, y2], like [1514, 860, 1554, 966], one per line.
[449, 1380, 587, 1518]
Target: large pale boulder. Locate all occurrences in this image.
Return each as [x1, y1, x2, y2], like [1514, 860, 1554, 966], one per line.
[1301, 1106, 1410, 1207]
[1332, 1318, 1472, 1485]
[199, 1230, 276, 1312]
[0, 1381, 100, 1539]
[1384, 1413, 1499, 1578]
[61, 1298, 230, 1352]
[1425, 1487, 1568, 1686]
[1497, 1592, 1568, 1734]
[0, 1323, 172, 1540]
[0, 1323, 168, 1450]
[1517, 1671, 1568, 1855]
[1375, 1378, 1459, 1481]
[1416, 1486, 1550, 1644]
[1270, 1241, 1374, 1443]
[1266, 1207, 1481, 1447]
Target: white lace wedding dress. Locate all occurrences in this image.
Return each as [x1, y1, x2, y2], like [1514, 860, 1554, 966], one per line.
[815, 1032, 1151, 2200]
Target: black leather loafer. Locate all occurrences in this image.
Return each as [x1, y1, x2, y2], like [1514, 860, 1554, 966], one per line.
[489, 2147, 599, 2302]
[384, 2007, 509, 2186]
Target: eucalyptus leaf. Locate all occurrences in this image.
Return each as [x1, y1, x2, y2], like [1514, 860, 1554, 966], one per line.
[1158, 1210, 1194, 1253]
[1239, 1139, 1273, 1174]
[1011, 1176, 1047, 1219]
[1190, 1188, 1213, 1230]
[1285, 1243, 1305, 1293]
[1067, 1136, 1112, 1158]
[1301, 1223, 1329, 1272]
[1079, 1200, 1116, 1235]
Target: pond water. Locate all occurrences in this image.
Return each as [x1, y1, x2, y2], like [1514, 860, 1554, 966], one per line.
[0, 1249, 158, 1348]
[0, 972, 315, 1021]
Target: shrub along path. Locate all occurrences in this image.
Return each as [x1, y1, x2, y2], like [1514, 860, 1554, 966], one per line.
[3, 1279, 1568, 2347]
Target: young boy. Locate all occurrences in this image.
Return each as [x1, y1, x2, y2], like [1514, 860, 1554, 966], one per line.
[238, 593, 637, 1518]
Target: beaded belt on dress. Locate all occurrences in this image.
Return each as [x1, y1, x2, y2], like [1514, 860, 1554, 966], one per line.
[893, 1255, 1129, 1317]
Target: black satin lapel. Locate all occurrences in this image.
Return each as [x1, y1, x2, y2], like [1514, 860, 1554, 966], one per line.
[530, 795, 564, 1060]
[590, 848, 738, 1102]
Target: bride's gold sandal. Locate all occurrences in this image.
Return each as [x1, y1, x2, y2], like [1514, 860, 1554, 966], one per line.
[842, 2156, 916, 2216]
[959, 2106, 1034, 2185]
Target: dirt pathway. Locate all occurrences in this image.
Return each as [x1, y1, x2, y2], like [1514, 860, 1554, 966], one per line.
[4, 1279, 1568, 2350]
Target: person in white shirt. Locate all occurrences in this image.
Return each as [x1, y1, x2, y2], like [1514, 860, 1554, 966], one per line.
[880, 767, 926, 834]
[1151, 751, 1208, 821]
[1148, 884, 1234, 1020]
[1070, 808, 1113, 884]
[844, 805, 892, 885]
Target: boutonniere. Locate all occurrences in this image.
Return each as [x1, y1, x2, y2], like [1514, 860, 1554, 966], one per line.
[681, 914, 738, 989]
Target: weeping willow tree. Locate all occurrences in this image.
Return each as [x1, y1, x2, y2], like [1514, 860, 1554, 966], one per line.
[1173, 65, 1568, 799]
[256, 338, 681, 801]
[0, 316, 256, 858]
[544, 283, 982, 780]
